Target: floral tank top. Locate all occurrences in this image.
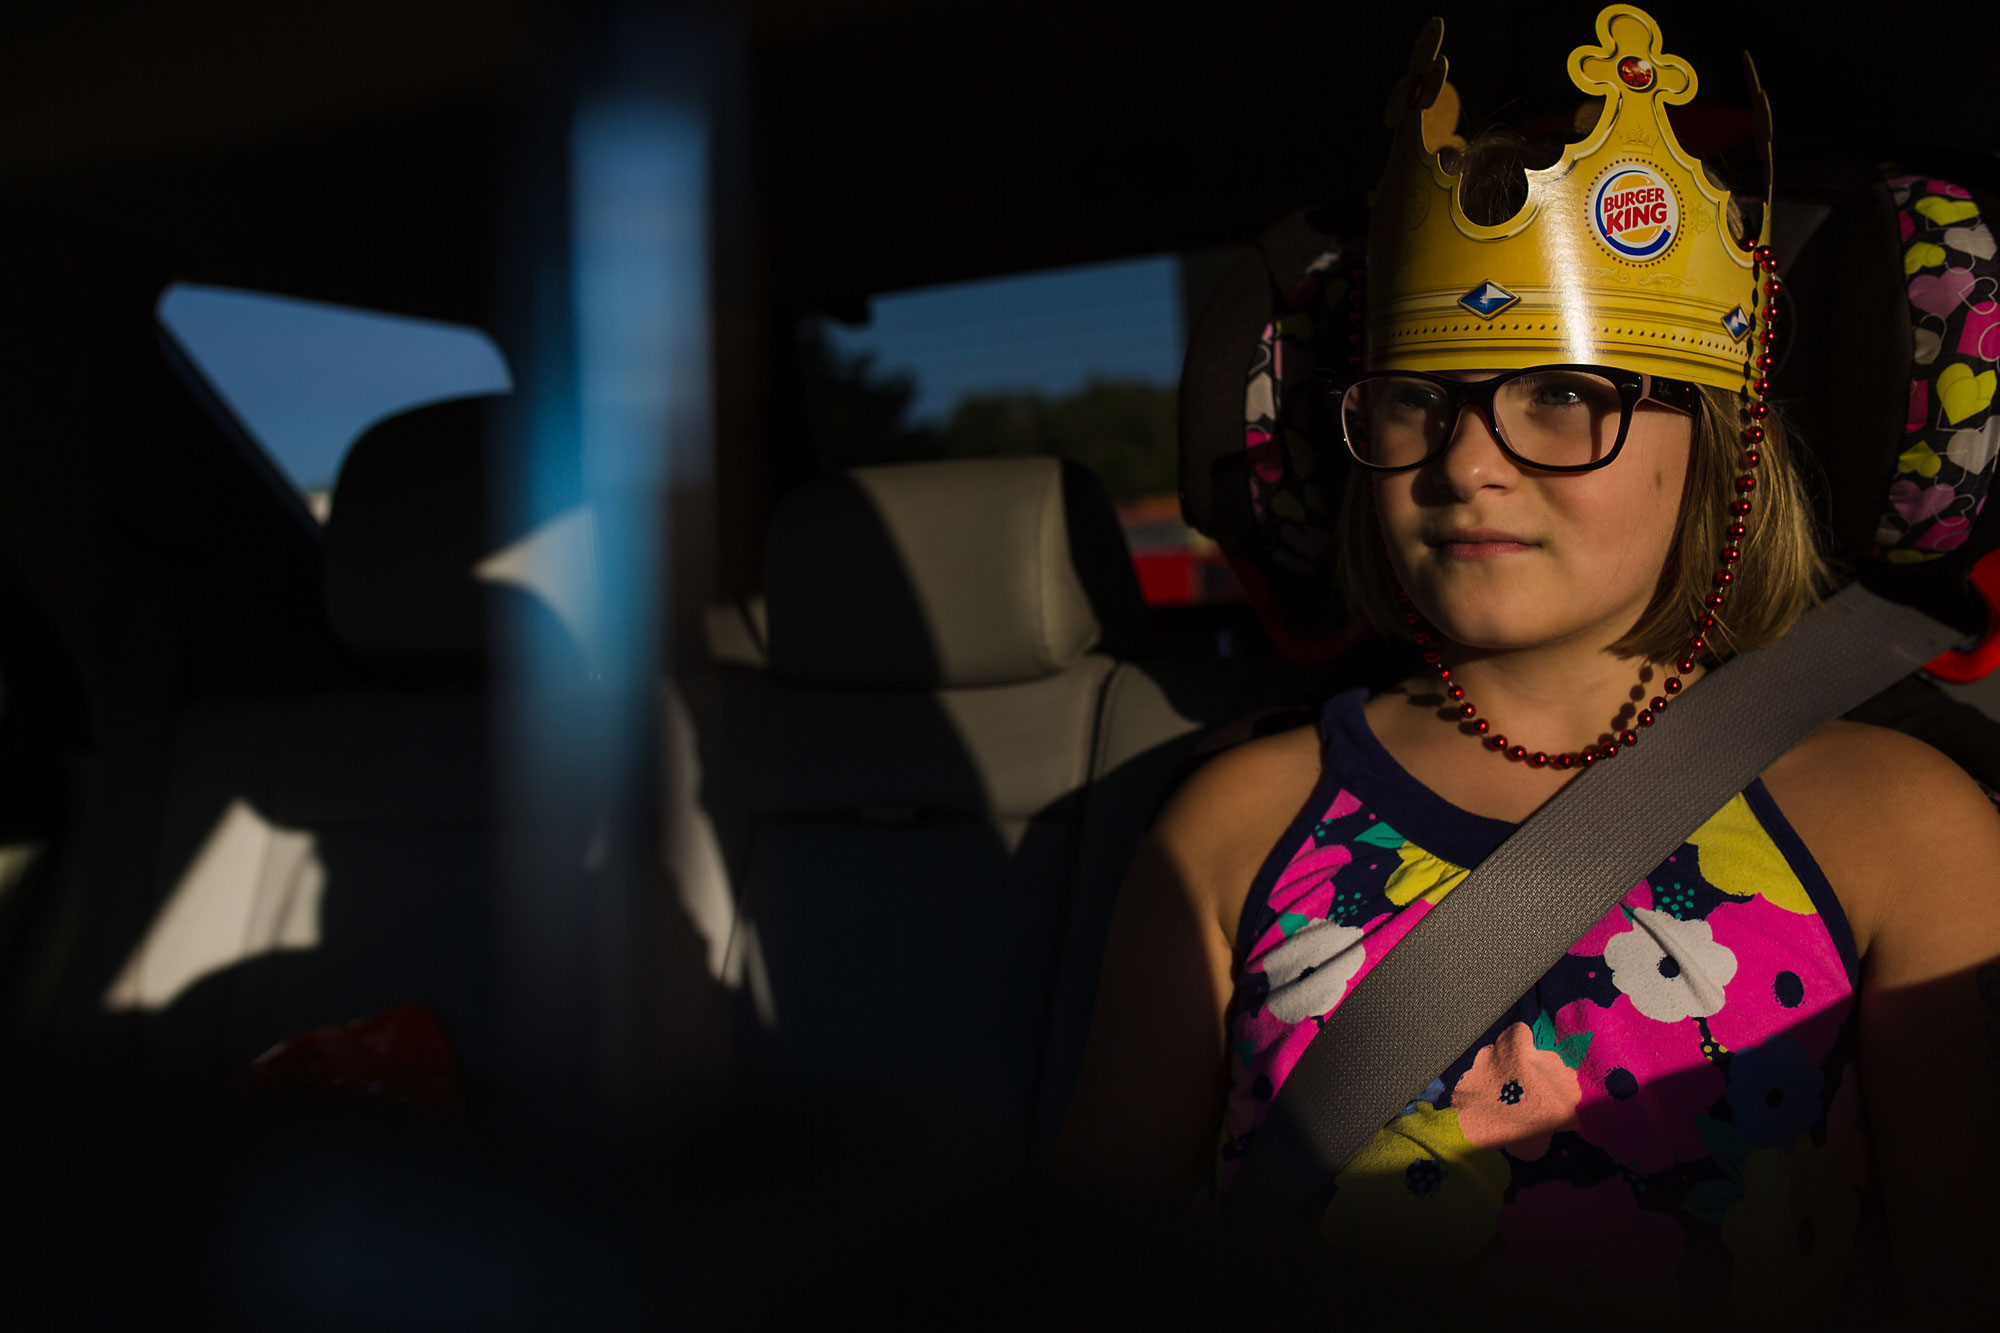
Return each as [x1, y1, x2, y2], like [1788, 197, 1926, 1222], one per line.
[1219, 689, 1881, 1312]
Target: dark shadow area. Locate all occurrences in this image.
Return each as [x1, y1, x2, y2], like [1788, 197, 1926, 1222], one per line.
[8, 959, 1976, 1329]
[0, 217, 341, 1095]
[0, 562, 88, 991]
[0, 301, 712, 1118]
[93, 395, 711, 1121]
[4, 4, 2000, 1327]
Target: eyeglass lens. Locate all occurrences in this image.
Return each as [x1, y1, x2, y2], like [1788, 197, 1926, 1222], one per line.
[1341, 370, 1628, 469]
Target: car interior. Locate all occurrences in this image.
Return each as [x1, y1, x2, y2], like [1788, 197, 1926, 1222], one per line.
[3, 0, 1999, 1324]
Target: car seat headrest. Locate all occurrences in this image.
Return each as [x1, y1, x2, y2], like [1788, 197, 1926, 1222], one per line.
[1772, 167, 2000, 631]
[1179, 209, 1360, 663]
[764, 457, 1146, 689]
[323, 395, 578, 678]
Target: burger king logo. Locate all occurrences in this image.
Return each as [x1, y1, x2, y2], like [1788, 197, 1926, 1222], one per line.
[1591, 163, 1679, 262]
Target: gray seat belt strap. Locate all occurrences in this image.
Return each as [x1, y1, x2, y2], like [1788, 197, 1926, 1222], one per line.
[1223, 582, 1968, 1226]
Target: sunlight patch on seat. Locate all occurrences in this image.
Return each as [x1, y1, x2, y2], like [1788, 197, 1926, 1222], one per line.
[720, 918, 777, 1030]
[475, 503, 600, 663]
[103, 799, 324, 1013]
[663, 681, 736, 981]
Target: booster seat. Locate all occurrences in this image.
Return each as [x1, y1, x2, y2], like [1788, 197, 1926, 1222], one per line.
[1175, 161, 2000, 783]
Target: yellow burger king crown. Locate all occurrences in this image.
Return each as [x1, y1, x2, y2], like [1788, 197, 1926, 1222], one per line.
[1366, 4, 1773, 393]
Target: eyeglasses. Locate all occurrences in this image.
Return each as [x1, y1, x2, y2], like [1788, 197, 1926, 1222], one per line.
[1321, 364, 1699, 473]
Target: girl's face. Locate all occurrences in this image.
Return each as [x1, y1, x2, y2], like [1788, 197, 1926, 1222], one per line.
[1371, 372, 1695, 658]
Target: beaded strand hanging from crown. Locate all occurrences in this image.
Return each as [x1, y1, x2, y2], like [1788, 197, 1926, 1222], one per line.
[1350, 4, 1781, 771]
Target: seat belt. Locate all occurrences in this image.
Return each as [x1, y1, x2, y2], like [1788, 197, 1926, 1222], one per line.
[1223, 581, 1970, 1227]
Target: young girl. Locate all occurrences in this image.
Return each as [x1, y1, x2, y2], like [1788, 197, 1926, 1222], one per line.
[1054, 5, 2000, 1318]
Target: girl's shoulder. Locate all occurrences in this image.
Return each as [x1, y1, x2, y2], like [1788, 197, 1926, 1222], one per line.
[1152, 721, 1324, 941]
[1762, 717, 1991, 830]
[1762, 718, 2000, 954]
[1153, 704, 2000, 957]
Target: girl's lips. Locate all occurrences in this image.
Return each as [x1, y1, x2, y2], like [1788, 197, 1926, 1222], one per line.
[1436, 539, 1535, 558]
[1432, 531, 1537, 558]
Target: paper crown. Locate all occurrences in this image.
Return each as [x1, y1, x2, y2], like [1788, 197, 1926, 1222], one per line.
[1365, 4, 1773, 393]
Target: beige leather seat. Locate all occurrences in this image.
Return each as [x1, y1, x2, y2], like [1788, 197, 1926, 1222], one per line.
[712, 456, 1259, 1177]
[59, 397, 588, 1093]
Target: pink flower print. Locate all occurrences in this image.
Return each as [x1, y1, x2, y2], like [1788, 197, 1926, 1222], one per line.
[1449, 1022, 1581, 1160]
[1703, 893, 1853, 1062]
[1227, 909, 1403, 1161]
[1222, 1012, 1320, 1172]
[1960, 301, 2000, 361]
[1726, 1034, 1825, 1149]
[1324, 789, 1363, 822]
[1938, 182, 1973, 199]
[1900, 211, 1915, 243]
[1555, 995, 1724, 1172]
[1908, 380, 1929, 434]
[1499, 1178, 1685, 1277]
[1247, 804, 1368, 956]
[1251, 840, 1353, 954]
[1568, 880, 1652, 957]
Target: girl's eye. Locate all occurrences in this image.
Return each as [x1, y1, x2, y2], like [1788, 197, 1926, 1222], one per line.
[1515, 374, 1616, 412]
[1389, 383, 1446, 411]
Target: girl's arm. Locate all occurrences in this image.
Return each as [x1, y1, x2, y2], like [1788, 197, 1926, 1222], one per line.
[1853, 744, 2000, 1312]
[1048, 727, 1319, 1209]
[1780, 722, 2000, 1314]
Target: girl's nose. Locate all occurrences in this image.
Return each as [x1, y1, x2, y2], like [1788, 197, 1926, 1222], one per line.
[1430, 402, 1518, 495]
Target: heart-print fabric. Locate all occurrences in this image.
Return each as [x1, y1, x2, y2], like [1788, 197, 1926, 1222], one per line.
[1241, 246, 1349, 579]
[1878, 175, 2000, 565]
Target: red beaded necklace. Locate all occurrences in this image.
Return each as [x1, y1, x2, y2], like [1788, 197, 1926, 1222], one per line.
[1351, 246, 1783, 771]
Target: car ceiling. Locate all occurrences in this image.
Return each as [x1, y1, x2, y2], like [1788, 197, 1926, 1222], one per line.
[4, 0, 1994, 332]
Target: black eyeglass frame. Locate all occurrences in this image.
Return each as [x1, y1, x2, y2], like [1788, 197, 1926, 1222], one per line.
[1319, 363, 1701, 474]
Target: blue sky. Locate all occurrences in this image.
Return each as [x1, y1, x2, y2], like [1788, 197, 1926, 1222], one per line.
[824, 255, 1185, 423]
[160, 255, 1184, 493]
[159, 285, 513, 494]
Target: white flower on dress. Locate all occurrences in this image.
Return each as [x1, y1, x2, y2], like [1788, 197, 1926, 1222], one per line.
[1602, 906, 1738, 1022]
[1262, 919, 1368, 1022]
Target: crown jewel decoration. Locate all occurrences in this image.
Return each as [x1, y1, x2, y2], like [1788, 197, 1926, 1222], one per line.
[1459, 281, 1520, 319]
[1366, 4, 1773, 392]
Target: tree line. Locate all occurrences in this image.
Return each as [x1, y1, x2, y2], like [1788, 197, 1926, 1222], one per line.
[798, 321, 1178, 502]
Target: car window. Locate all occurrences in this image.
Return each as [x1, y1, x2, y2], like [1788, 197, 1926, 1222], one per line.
[158, 284, 513, 520]
[802, 254, 1240, 608]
